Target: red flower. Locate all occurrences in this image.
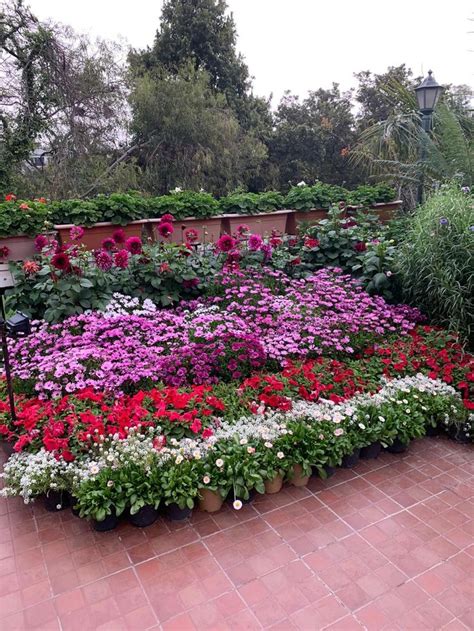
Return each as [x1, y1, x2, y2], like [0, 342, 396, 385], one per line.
[0, 246, 10, 258]
[19, 203, 30, 210]
[95, 250, 113, 271]
[101, 237, 115, 251]
[157, 222, 174, 238]
[114, 249, 129, 269]
[160, 262, 171, 273]
[354, 241, 367, 252]
[112, 229, 126, 244]
[5, 193, 16, 202]
[304, 238, 320, 248]
[22, 260, 40, 275]
[161, 213, 175, 223]
[125, 236, 142, 255]
[51, 252, 71, 271]
[216, 235, 236, 252]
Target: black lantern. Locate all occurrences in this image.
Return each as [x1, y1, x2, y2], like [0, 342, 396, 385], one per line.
[7, 312, 31, 337]
[415, 71, 443, 114]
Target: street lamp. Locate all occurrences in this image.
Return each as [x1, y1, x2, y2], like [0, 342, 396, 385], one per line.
[415, 70, 443, 204]
[0, 263, 31, 422]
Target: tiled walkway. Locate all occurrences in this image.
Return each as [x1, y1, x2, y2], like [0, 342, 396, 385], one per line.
[0, 438, 472, 631]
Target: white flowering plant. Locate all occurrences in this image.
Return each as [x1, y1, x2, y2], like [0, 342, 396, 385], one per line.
[160, 457, 200, 510]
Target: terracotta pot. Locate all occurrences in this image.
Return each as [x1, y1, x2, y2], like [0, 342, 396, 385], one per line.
[0, 232, 56, 261]
[371, 200, 403, 222]
[151, 217, 224, 245]
[289, 464, 310, 487]
[55, 220, 152, 251]
[199, 489, 224, 513]
[225, 210, 290, 237]
[264, 475, 283, 494]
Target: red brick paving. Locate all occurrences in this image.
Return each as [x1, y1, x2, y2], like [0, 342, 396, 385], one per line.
[0, 437, 472, 630]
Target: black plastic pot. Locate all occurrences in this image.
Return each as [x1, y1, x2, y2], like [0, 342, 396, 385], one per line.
[386, 438, 408, 454]
[44, 490, 71, 512]
[449, 425, 471, 444]
[313, 464, 336, 479]
[341, 448, 360, 468]
[129, 505, 159, 528]
[425, 424, 440, 437]
[70, 498, 81, 517]
[93, 514, 118, 532]
[360, 441, 382, 459]
[165, 503, 192, 521]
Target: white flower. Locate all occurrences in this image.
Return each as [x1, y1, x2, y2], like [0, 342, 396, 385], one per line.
[215, 458, 224, 468]
[89, 464, 99, 475]
[193, 450, 201, 460]
[233, 500, 243, 510]
[203, 475, 210, 485]
[107, 480, 114, 488]
[358, 423, 366, 430]
[175, 455, 184, 465]
[386, 271, 392, 277]
[240, 438, 248, 445]
[106, 454, 114, 462]
[56, 504, 62, 510]
[264, 441, 273, 448]
[247, 446, 255, 454]
[277, 451, 285, 459]
[297, 180, 307, 187]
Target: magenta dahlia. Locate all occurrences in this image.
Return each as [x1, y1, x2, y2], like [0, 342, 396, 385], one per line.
[51, 252, 71, 272]
[95, 250, 113, 271]
[34, 235, 49, 252]
[216, 234, 236, 252]
[112, 228, 126, 244]
[101, 237, 115, 251]
[114, 249, 129, 269]
[125, 236, 142, 255]
[157, 222, 174, 238]
[248, 234, 263, 251]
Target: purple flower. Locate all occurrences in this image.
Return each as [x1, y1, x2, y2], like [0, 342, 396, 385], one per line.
[439, 217, 449, 226]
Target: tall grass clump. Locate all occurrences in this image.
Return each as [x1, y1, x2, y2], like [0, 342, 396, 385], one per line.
[397, 185, 474, 344]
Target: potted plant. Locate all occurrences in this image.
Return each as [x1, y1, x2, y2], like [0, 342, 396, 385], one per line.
[196, 458, 230, 513]
[73, 468, 127, 532]
[161, 457, 199, 520]
[121, 464, 161, 528]
[0, 196, 54, 260]
[254, 437, 292, 494]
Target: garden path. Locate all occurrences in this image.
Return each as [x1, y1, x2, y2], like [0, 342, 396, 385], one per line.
[0, 438, 472, 630]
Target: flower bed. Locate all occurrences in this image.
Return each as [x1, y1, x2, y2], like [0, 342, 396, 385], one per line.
[9, 268, 421, 398]
[1, 373, 471, 526]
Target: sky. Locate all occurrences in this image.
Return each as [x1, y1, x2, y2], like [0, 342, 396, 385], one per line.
[28, 0, 473, 104]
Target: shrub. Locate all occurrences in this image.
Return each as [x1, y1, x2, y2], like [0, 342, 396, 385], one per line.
[396, 185, 474, 342]
[147, 190, 219, 219]
[219, 191, 284, 215]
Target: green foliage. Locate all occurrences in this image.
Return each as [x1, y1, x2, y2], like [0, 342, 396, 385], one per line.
[161, 459, 200, 510]
[348, 183, 396, 207]
[219, 191, 284, 215]
[285, 182, 394, 211]
[148, 190, 220, 219]
[0, 199, 52, 238]
[397, 185, 474, 342]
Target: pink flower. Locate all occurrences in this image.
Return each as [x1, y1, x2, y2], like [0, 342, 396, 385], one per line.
[125, 236, 142, 255]
[34, 235, 48, 252]
[22, 260, 40, 275]
[0, 246, 10, 258]
[114, 249, 129, 269]
[161, 213, 175, 223]
[334, 428, 344, 437]
[237, 224, 250, 236]
[101, 237, 115, 251]
[69, 226, 85, 241]
[157, 222, 174, 238]
[95, 250, 113, 271]
[216, 235, 236, 252]
[184, 228, 199, 243]
[248, 234, 263, 251]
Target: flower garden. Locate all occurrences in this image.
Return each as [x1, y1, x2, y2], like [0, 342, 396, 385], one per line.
[0, 187, 473, 536]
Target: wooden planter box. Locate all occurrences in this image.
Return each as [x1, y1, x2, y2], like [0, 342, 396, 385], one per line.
[286, 201, 403, 233]
[55, 220, 152, 250]
[0, 232, 57, 261]
[150, 217, 224, 245]
[224, 210, 291, 236]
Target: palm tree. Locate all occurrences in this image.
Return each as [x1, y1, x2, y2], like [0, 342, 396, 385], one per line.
[350, 79, 473, 208]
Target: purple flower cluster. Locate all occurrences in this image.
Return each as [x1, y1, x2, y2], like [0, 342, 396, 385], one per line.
[10, 269, 421, 398]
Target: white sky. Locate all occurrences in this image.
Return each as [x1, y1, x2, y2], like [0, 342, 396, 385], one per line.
[28, 0, 473, 104]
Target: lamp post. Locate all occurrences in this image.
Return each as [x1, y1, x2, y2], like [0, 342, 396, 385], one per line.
[415, 70, 443, 205]
[0, 263, 31, 422]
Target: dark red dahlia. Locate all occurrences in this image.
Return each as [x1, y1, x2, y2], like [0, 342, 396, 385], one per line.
[157, 222, 174, 238]
[95, 250, 113, 271]
[101, 237, 115, 251]
[112, 228, 126, 244]
[51, 252, 71, 271]
[354, 241, 367, 252]
[114, 249, 129, 269]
